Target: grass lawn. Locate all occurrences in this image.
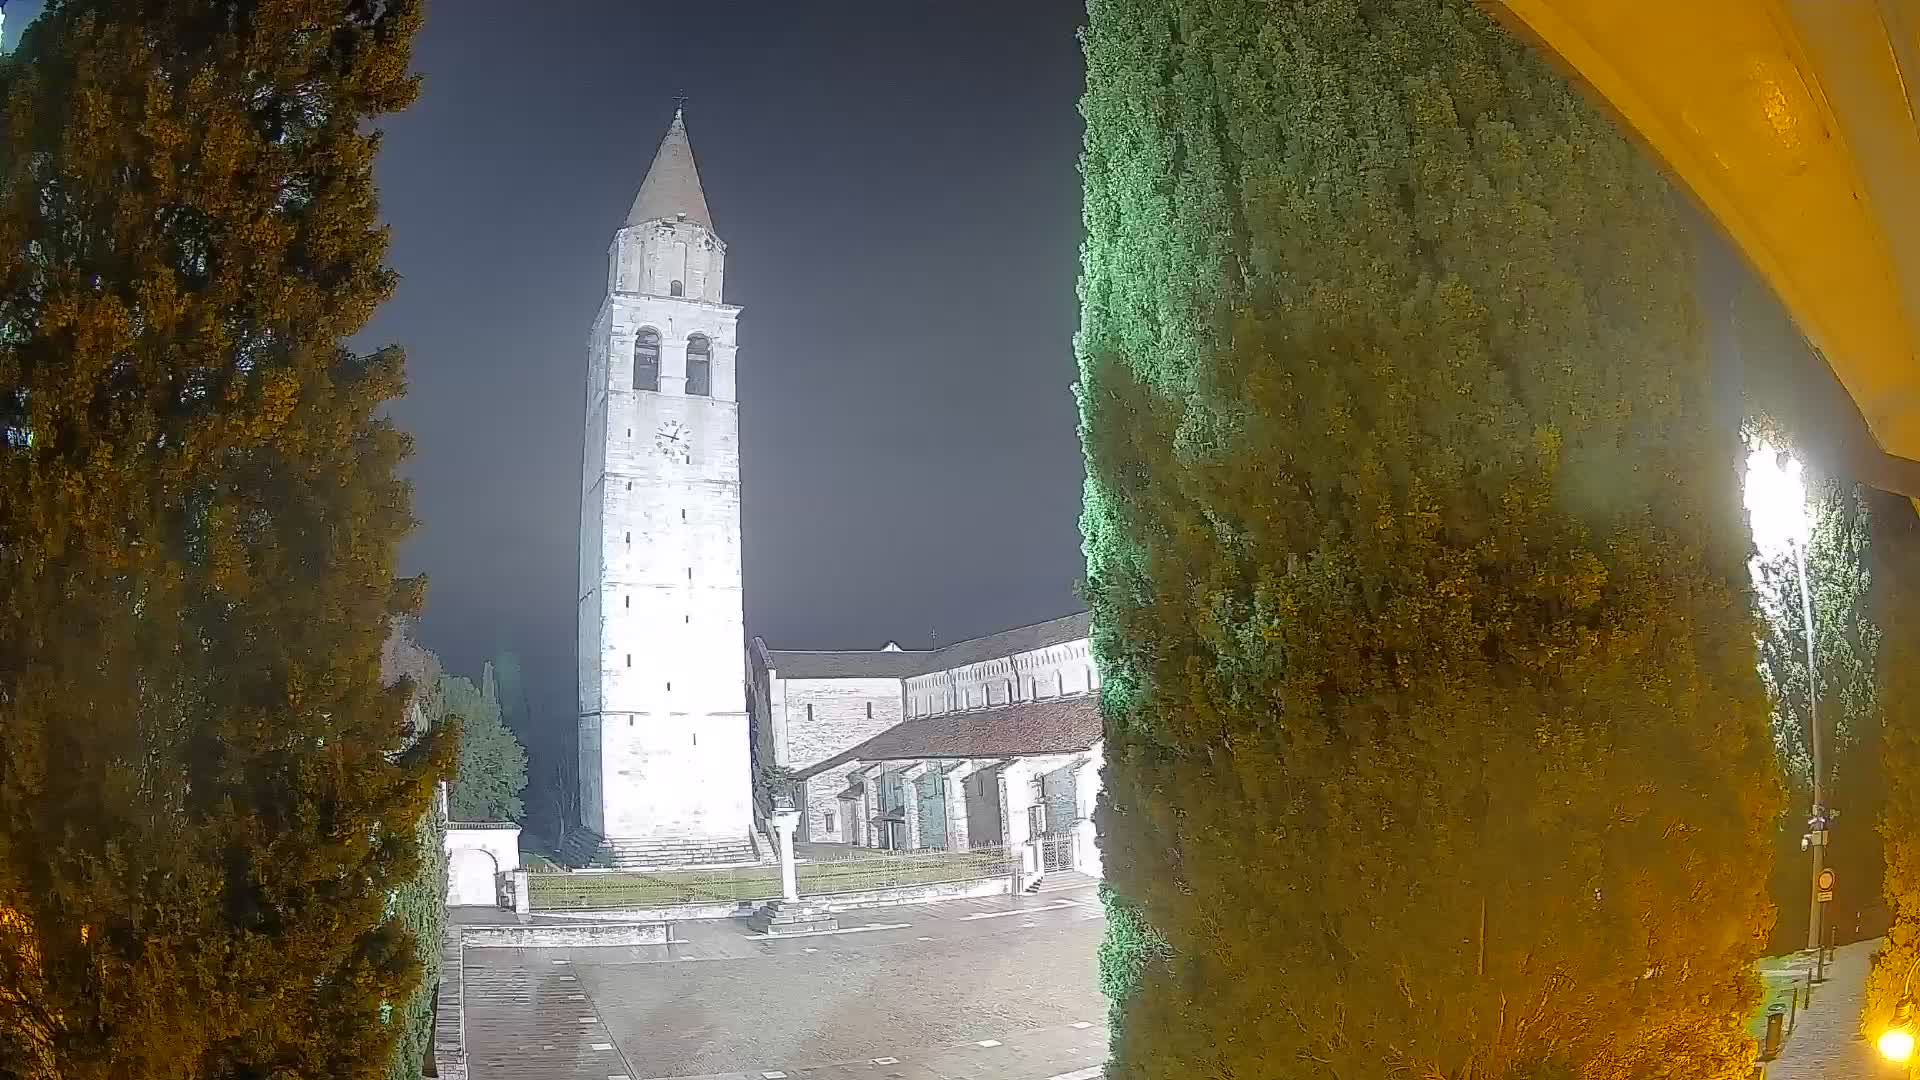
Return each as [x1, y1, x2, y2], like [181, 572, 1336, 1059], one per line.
[528, 848, 1015, 910]
[1748, 954, 1808, 1041]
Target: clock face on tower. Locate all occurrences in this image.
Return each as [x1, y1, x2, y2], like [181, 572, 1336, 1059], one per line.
[653, 420, 691, 463]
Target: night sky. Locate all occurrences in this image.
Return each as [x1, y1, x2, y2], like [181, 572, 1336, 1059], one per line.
[358, 2, 1091, 752]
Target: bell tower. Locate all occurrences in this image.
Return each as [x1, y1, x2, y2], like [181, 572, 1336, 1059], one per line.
[576, 109, 753, 861]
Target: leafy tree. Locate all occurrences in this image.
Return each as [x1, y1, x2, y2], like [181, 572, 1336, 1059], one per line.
[435, 673, 527, 822]
[0, 2, 442, 1076]
[1076, 1, 1776, 1076]
[1746, 472, 1882, 950]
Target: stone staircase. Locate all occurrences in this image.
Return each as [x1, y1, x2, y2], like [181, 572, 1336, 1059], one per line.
[559, 829, 768, 870]
[747, 899, 839, 936]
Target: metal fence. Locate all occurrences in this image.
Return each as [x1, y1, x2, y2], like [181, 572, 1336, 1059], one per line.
[800, 844, 1016, 896]
[526, 844, 1017, 911]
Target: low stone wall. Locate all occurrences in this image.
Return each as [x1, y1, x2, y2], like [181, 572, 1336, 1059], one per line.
[806, 875, 1012, 911]
[459, 921, 672, 949]
[533, 900, 749, 923]
[432, 929, 467, 1080]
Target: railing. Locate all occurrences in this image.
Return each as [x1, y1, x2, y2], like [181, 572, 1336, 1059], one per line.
[526, 844, 1018, 911]
[528, 864, 784, 910]
[801, 844, 1016, 896]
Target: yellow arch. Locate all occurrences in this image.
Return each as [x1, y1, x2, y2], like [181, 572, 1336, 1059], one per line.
[1491, 0, 1920, 486]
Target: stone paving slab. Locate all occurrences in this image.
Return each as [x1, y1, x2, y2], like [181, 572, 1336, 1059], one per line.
[1764, 940, 1891, 1079]
[464, 881, 1108, 1080]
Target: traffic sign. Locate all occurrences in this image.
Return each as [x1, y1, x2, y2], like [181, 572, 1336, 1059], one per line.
[1818, 868, 1836, 891]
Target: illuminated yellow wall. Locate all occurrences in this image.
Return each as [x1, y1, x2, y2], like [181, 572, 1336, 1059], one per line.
[1493, 0, 1920, 470]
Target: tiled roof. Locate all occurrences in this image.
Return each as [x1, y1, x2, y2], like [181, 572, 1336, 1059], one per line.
[761, 649, 930, 680]
[763, 610, 1091, 681]
[795, 694, 1102, 779]
[918, 611, 1091, 672]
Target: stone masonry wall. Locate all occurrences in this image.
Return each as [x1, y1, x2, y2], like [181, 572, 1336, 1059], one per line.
[905, 638, 1099, 718]
[777, 676, 903, 840]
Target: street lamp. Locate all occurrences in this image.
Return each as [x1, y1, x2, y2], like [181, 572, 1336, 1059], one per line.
[1878, 956, 1920, 1066]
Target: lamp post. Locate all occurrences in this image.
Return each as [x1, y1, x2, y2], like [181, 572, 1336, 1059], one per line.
[1747, 446, 1830, 957]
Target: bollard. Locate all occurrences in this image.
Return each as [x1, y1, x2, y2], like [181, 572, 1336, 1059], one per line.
[1762, 1004, 1786, 1060]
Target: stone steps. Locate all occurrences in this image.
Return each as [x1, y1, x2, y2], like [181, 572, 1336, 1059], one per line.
[748, 900, 839, 936]
[559, 829, 766, 870]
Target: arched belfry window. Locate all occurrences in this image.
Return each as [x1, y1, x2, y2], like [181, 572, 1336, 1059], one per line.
[686, 334, 712, 397]
[634, 328, 660, 392]
[670, 279, 684, 297]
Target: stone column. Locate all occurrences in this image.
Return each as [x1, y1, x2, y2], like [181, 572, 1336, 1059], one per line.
[899, 763, 929, 851]
[942, 762, 977, 852]
[859, 770, 879, 848]
[1075, 747, 1105, 878]
[1000, 761, 1039, 890]
[771, 808, 801, 902]
[660, 338, 688, 395]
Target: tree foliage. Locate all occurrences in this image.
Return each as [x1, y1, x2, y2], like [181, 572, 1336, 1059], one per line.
[383, 797, 447, 1080]
[379, 623, 451, 1080]
[1075, 1, 1776, 1076]
[1865, 490, 1920, 1032]
[1746, 473, 1883, 950]
[433, 673, 527, 822]
[0, 2, 443, 1076]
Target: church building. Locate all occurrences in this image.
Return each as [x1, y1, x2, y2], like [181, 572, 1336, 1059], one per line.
[572, 111, 1104, 883]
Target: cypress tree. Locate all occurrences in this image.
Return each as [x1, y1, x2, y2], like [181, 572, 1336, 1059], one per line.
[1076, 1, 1777, 1075]
[1866, 490, 1920, 1031]
[0, 2, 447, 1076]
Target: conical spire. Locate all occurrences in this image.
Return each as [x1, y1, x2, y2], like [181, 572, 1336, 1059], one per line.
[626, 107, 713, 230]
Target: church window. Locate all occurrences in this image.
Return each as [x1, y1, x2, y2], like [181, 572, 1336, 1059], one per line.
[681, 508, 687, 521]
[624, 595, 629, 609]
[805, 704, 814, 724]
[686, 334, 712, 397]
[824, 810, 836, 834]
[634, 328, 661, 391]
[625, 654, 631, 667]
[866, 701, 873, 719]
[670, 279, 684, 297]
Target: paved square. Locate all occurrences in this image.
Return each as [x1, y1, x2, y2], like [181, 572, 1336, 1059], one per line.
[463, 882, 1109, 1080]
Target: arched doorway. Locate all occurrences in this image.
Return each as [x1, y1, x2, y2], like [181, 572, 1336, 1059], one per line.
[448, 846, 500, 907]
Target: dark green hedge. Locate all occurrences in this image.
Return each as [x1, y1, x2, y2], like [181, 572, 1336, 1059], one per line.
[1076, 1, 1777, 1075]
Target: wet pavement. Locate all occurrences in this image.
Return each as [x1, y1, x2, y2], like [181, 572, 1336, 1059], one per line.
[461, 880, 1107, 1080]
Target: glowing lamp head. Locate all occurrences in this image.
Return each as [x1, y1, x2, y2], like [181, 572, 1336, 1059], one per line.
[1879, 1026, 1914, 1062]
